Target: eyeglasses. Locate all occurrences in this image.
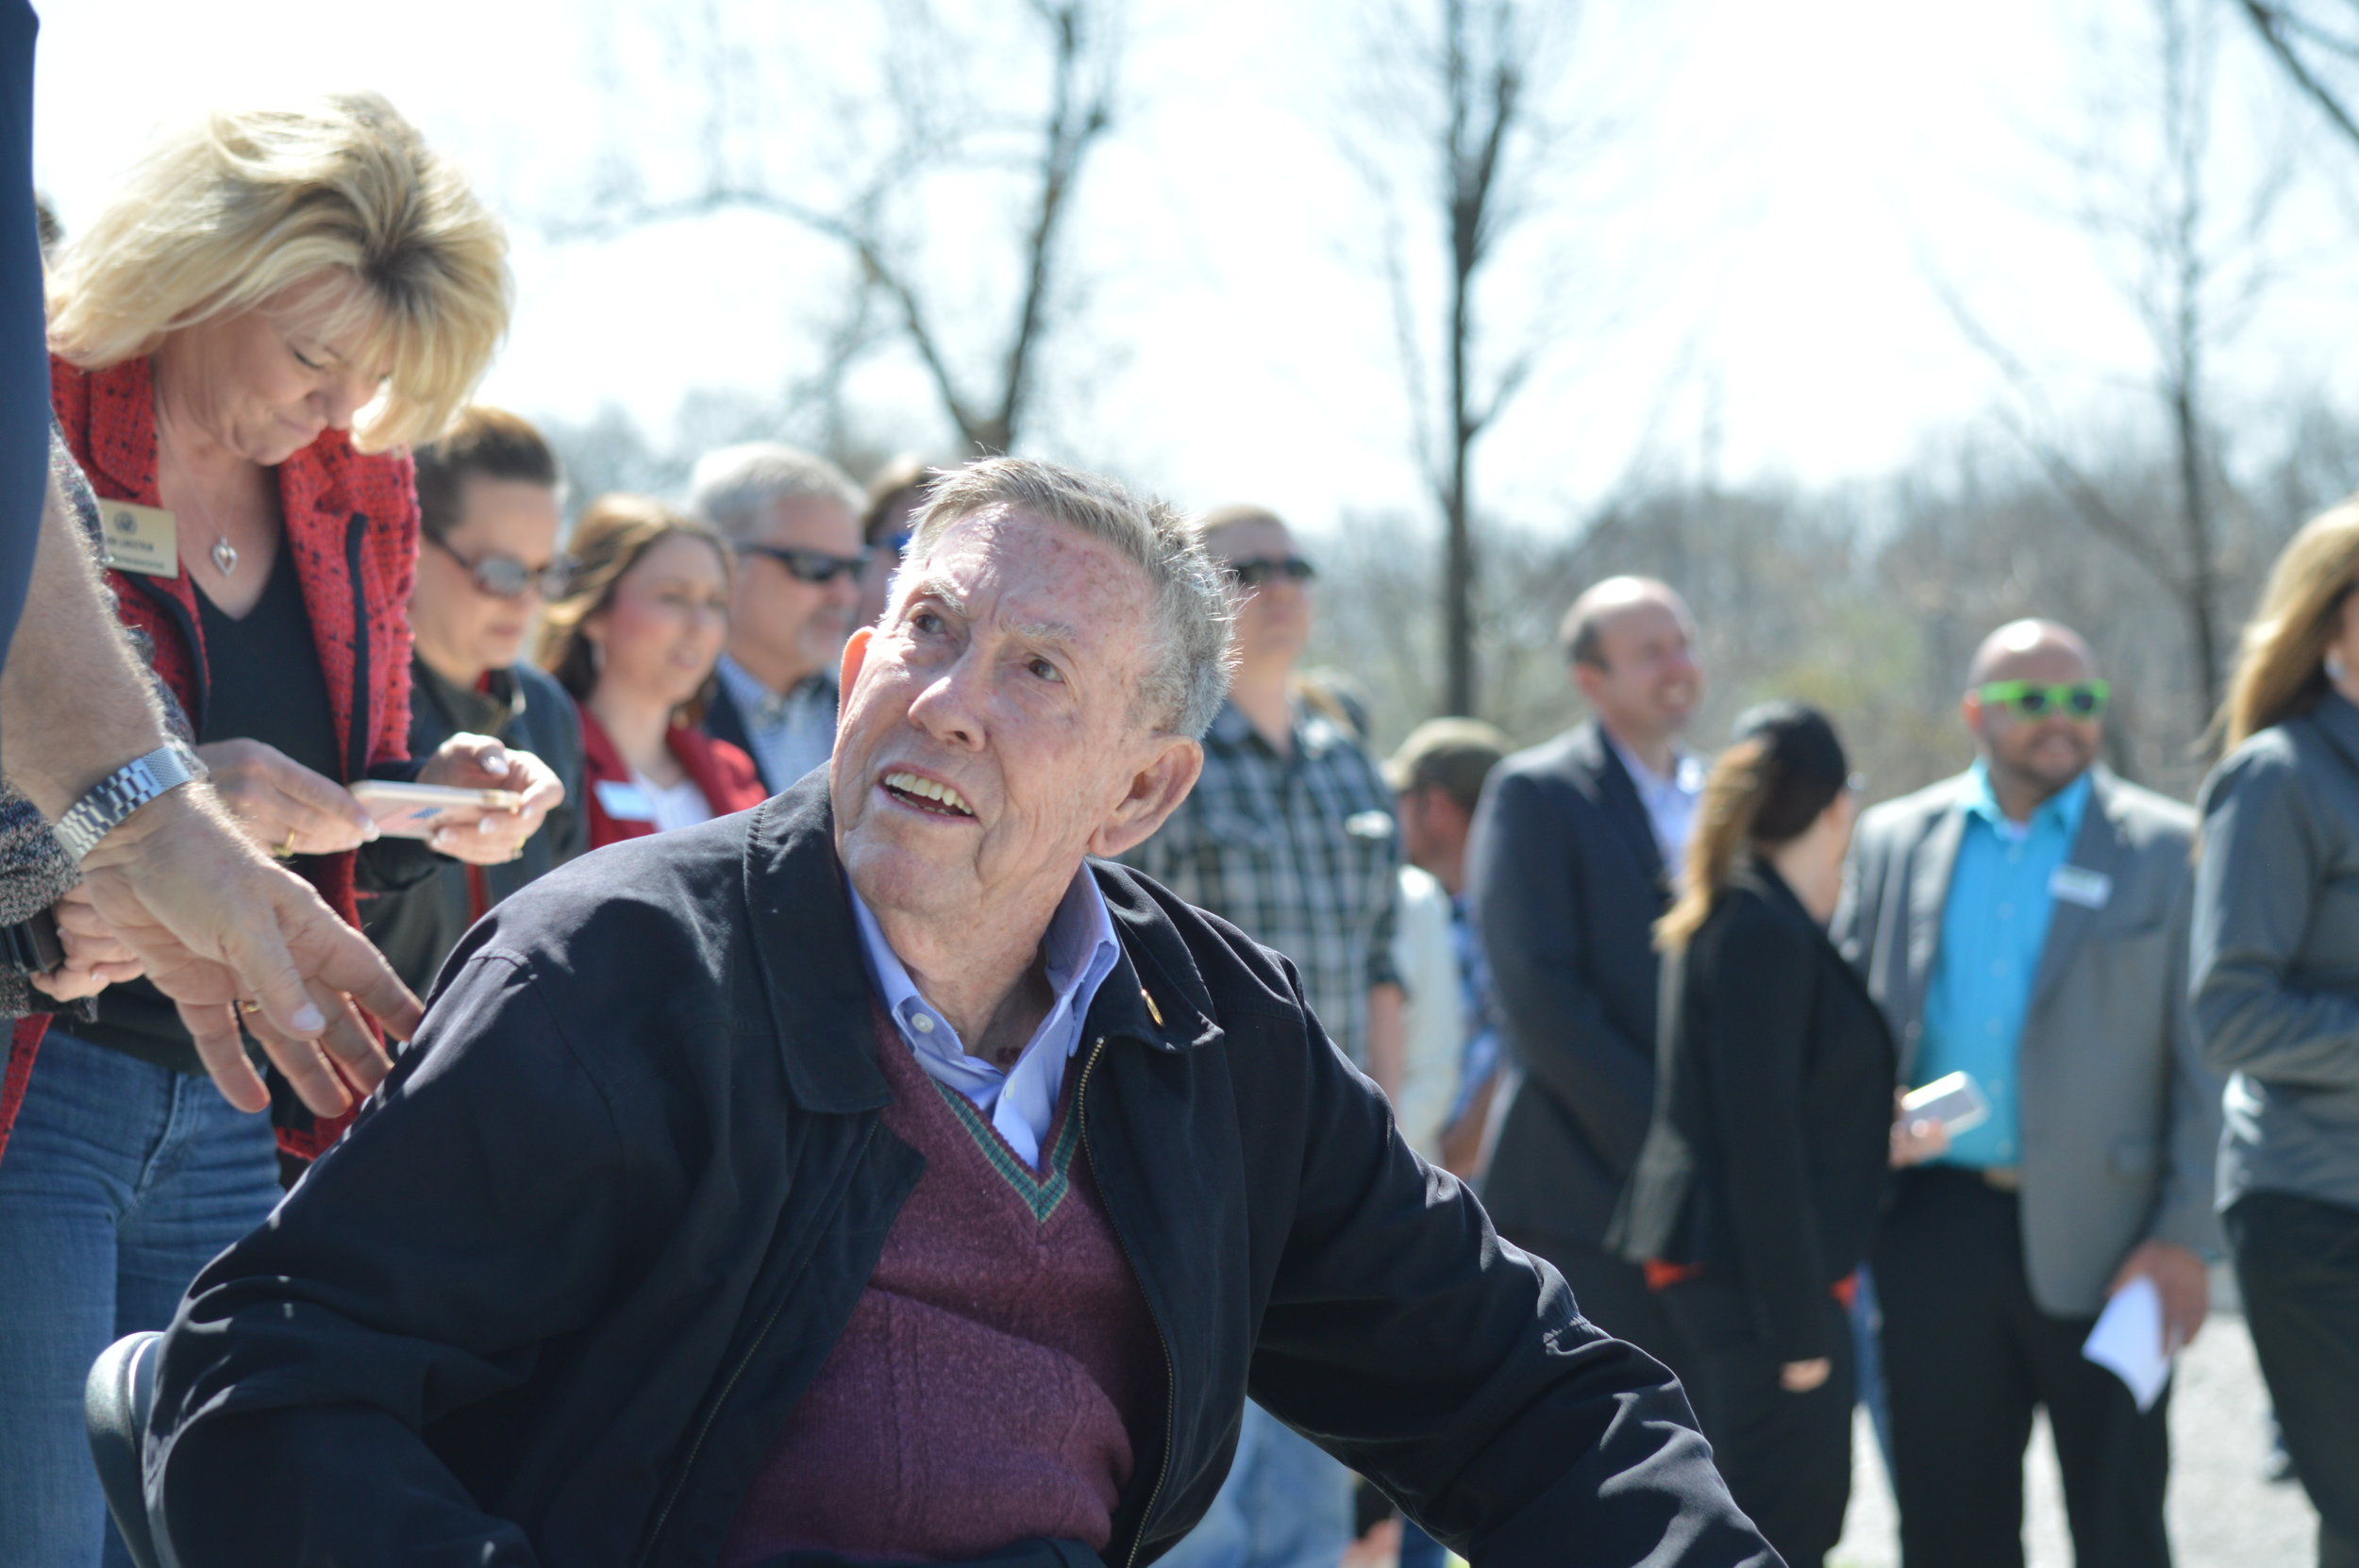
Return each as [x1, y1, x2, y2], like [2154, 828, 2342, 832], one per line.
[739, 542, 872, 584]
[425, 532, 571, 600]
[1976, 679, 2110, 719]
[1224, 557, 1317, 589]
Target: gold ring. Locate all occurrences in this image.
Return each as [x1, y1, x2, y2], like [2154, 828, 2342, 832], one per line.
[275, 829, 298, 859]
[238, 999, 262, 1015]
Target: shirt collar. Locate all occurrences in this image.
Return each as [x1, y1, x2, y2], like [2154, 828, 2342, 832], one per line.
[1962, 759, 2094, 841]
[718, 654, 832, 728]
[845, 863, 1123, 1072]
[1605, 730, 1703, 799]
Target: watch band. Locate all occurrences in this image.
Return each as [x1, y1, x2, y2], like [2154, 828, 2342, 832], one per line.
[53, 742, 206, 862]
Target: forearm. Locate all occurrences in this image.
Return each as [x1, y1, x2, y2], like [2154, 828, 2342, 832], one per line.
[1364, 981, 1404, 1103]
[0, 470, 169, 818]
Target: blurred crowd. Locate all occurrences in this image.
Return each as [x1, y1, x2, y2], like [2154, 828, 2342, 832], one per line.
[1, 71, 2357, 1568]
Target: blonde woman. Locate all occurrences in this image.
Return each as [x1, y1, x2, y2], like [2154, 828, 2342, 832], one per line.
[1613, 702, 1890, 1568]
[2194, 502, 2359, 1568]
[1, 93, 552, 1566]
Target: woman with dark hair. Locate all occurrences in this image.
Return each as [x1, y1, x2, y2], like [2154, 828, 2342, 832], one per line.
[1612, 702, 1893, 1568]
[540, 496, 764, 848]
[2193, 500, 2359, 1568]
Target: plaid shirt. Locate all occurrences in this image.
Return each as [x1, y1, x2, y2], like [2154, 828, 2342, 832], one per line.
[1114, 699, 1401, 1064]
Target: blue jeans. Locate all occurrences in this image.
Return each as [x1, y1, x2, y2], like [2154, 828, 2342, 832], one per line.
[1159, 1401, 1352, 1568]
[0, 1031, 282, 1568]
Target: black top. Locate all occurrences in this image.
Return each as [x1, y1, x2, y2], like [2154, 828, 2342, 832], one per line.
[78, 549, 342, 1072]
[360, 655, 586, 996]
[1611, 859, 1899, 1362]
[147, 776, 1777, 1568]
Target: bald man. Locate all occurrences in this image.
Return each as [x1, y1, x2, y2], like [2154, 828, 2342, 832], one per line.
[1469, 576, 1704, 1379]
[1834, 621, 2220, 1568]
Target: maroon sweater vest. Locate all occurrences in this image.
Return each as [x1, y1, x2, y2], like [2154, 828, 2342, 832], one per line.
[718, 1021, 1162, 1564]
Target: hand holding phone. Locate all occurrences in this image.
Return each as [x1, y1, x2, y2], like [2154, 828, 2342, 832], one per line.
[348, 780, 525, 842]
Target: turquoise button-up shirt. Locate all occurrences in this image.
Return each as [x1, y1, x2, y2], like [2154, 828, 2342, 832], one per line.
[1915, 763, 2093, 1168]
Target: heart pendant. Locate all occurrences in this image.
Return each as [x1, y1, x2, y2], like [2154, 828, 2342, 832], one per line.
[210, 537, 239, 576]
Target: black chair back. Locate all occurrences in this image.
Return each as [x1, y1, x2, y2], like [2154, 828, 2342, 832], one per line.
[85, 1330, 171, 1568]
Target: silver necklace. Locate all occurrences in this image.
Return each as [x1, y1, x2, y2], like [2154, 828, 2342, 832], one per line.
[158, 425, 241, 577]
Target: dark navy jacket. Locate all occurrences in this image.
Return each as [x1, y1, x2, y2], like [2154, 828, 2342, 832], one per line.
[149, 776, 1773, 1568]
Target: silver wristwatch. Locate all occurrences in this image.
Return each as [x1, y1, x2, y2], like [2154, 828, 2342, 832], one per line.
[53, 742, 207, 862]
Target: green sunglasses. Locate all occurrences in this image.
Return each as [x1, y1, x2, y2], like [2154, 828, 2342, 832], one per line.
[1976, 678, 2110, 719]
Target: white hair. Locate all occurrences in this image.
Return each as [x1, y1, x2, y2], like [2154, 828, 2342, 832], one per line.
[685, 443, 864, 546]
[906, 459, 1237, 739]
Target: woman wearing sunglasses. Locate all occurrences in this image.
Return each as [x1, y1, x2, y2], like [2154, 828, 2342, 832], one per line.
[363, 408, 586, 997]
[541, 496, 766, 849]
[2194, 503, 2359, 1568]
[1611, 703, 1890, 1568]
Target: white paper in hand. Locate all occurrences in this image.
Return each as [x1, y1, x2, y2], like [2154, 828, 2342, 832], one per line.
[2083, 1275, 2172, 1412]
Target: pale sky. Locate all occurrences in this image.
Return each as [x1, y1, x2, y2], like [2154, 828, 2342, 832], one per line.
[32, 0, 2359, 532]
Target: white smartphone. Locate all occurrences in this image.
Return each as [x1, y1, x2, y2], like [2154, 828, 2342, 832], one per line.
[1900, 1071, 1992, 1138]
[348, 780, 523, 841]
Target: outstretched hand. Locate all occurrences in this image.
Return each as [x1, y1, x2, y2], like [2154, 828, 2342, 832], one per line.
[75, 784, 423, 1115]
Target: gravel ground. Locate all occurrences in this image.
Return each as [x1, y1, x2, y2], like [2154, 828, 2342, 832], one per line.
[1831, 1282, 2321, 1567]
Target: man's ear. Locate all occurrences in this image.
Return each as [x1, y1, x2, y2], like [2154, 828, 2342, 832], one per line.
[839, 626, 874, 698]
[1570, 660, 1605, 708]
[1089, 736, 1204, 859]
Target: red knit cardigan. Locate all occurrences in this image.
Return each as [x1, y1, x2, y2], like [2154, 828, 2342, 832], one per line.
[575, 699, 767, 849]
[50, 354, 421, 1158]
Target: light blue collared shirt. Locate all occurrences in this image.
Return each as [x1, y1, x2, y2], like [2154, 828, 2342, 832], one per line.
[848, 868, 1123, 1168]
[1606, 732, 1706, 864]
[1916, 762, 2094, 1168]
[715, 654, 838, 792]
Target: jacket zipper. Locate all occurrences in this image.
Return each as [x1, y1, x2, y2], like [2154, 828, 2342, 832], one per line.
[631, 1115, 883, 1568]
[1078, 1033, 1176, 1568]
[125, 574, 208, 736]
[343, 512, 371, 782]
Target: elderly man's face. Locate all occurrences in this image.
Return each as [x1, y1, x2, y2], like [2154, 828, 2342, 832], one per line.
[831, 507, 1200, 924]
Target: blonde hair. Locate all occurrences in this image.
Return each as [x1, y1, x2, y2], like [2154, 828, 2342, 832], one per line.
[1658, 737, 1775, 950]
[538, 495, 732, 720]
[46, 92, 510, 452]
[2220, 498, 2359, 751]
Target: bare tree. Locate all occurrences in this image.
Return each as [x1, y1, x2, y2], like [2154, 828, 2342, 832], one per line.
[559, 0, 1121, 457]
[2237, 0, 2359, 147]
[1932, 0, 2293, 720]
[1353, 0, 1581, 718]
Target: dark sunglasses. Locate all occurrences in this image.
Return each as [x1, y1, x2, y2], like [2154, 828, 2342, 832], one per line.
[1976, 678, 2111, 719]
[740, 542, 872, 584]
[1224, 556, 1317, 589]
[425, 532, 571, 600]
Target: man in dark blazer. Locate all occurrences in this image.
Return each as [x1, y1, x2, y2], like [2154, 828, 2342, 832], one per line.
[1470, 576, 1705, 1374]
[1835, 620, 2220, 1568]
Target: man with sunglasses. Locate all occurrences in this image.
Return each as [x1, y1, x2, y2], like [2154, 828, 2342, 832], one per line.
[365, 407, 584, 997]
[689, 442, 870, 794]
[1116, 502, 1405, 1568]
[1835, 619, 2219, 1568]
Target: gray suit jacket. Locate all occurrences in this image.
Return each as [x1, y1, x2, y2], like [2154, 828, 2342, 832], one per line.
[1833, 766, 2221, 1317]
[2192, 692, 2359, 1215]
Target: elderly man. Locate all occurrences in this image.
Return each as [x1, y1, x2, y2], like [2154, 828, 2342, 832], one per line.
[1836, 619, 2218, 1568]
[145, 459, 1771, 1568]
[1470, 576, 1705, 1377]
[689, 442, 871, 793]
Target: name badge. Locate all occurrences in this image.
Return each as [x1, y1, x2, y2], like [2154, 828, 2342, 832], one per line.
[594, 779, 657, 822]
[96, 502, 178, 577]
[2049, 864, 2113, 909]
